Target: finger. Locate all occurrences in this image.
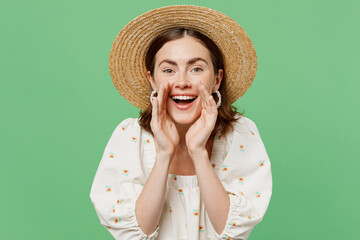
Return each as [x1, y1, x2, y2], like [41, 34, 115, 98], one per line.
[200, 86, 206, 110]
[201, 84, 217, 115]
[161, 81, 170, 112]
[206, 93, 217, 115]
[162, 81, 170, 112]
[157, 84, 165, 115]
[151, 96, 159, 126]
[209, 94, 217, 113]
[199, 83, 211, 112]
[196, 81, 205, 109]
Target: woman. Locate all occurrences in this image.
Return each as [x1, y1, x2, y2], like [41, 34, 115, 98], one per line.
[90, 5, 272, 240]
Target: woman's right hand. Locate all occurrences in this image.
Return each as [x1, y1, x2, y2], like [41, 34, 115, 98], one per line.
[150, 81, 179, 162]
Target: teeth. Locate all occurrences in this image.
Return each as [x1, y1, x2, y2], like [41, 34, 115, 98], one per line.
[171, 96, 197, 100]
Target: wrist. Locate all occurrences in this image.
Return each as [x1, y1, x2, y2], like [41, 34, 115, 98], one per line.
[188, 148, 208, 160]
[191, 150, 211, 171]
[155, 151, 175, 164]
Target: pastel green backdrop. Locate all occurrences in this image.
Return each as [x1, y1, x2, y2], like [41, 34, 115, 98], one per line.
[1, 0, 359, 239]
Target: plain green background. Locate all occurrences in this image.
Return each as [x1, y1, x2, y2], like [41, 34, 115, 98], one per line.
[1, 0, 359, 239]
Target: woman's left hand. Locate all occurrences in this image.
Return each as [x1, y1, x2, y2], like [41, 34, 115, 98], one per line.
[185, 81, 218, 156]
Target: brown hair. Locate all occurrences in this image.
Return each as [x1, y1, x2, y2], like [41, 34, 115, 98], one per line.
[139, 27, 244, 137]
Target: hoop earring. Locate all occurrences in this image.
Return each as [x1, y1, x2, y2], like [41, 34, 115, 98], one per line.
[214, 90, 221, 109]
[150, 90, 157, 105]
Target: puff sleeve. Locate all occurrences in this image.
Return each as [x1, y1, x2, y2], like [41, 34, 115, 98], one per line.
[89, 118, 159, 240]
[214, 116, 273, 240]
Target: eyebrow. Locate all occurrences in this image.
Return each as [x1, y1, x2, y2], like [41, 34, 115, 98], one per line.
[158, 57, 208, 67]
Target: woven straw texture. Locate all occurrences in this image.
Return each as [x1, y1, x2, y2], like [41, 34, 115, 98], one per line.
[109, 5, 257, 110]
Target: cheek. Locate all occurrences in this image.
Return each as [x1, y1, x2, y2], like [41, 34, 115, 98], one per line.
[199, 76, 215, 92]
[152, 75, 174, 92]
[152, 72, 163, 88]
[153, 78, 162, 90]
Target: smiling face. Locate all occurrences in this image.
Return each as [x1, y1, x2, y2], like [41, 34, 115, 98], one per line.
[147, 35, 223, 125]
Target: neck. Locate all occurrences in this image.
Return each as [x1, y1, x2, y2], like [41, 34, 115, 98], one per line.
[171, 116, 215, 162]
[174, 121, 193, 149]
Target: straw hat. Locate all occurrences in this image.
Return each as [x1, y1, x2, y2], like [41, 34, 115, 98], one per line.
[109, 5, 257, 111]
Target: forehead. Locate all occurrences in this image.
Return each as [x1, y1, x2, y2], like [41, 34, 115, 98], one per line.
[154, 36, 211, 63]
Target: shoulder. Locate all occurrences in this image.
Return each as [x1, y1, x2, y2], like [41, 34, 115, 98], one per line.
[113, 117, 141, 133]
[105, 118, 143, 148]
[231, 114, 260, 136]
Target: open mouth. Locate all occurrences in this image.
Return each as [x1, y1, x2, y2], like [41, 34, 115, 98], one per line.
[170, 96, 198, 105]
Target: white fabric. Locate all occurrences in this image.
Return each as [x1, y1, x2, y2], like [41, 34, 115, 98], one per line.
[90, 115, 272, 239]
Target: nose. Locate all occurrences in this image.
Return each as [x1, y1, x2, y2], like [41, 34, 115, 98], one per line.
[174, 73, 191, 89]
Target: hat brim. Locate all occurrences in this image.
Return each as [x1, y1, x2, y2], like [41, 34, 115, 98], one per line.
[109, 5, 257, 110]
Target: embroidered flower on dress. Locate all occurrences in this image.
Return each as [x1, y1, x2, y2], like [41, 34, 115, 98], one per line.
[105, 185, 112, 192]
[109, 152, 115, 158]
[256, 192, 261, 198]
[215, 135, 222, 141]
[123, 169, 129, 176]
[239, 145, 245, 152]
[259, 160, 265, 167]
[222, 164, 228, 172]
[193, 209, 199, 216]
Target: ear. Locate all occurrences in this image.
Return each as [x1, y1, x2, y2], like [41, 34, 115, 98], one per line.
[212, 69, 224, 92]
[147, 71, 157, 91]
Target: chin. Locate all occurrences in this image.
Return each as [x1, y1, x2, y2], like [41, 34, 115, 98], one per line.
[167, 98, 201, 126]
[169, 112, 200, 125]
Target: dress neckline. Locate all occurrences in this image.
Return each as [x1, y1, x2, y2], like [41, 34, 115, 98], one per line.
[168, 173, 197, 177]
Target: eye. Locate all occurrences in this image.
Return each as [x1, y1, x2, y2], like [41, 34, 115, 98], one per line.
[163, 69, 174, 73]
[192, 67, 203, 72]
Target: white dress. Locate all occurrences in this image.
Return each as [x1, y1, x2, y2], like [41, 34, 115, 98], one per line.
[90, 115, 272, 240]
